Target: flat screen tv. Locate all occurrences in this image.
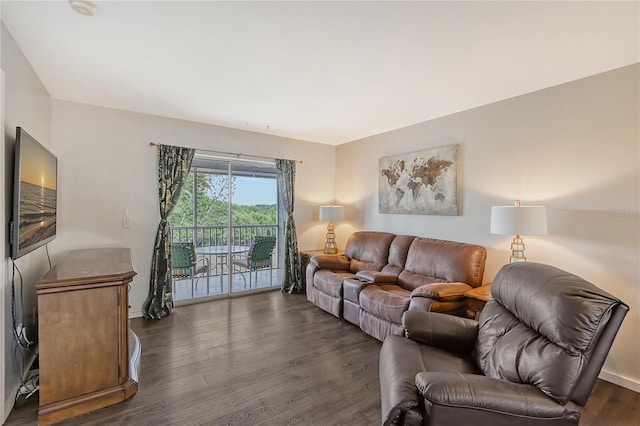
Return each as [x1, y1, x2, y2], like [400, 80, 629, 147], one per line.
[11, 127, 58, 260]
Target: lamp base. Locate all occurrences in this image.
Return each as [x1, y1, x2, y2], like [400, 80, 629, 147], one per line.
[323, 221, 338, 254]
[509, 235, 526, 263]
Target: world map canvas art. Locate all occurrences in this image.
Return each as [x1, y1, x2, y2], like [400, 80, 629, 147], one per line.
[379, 144, 459, 215]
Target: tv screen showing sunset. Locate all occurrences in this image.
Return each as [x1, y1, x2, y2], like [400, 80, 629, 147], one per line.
[18, 133, 57, 251]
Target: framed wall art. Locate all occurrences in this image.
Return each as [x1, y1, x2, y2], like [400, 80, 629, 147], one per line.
[379, 144, 459, 215]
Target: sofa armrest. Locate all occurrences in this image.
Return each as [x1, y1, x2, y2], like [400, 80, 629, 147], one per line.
[402, 310, 478, 354]
[415, 372, 581, 421]
[356, 270, 398, 283]
[410, 282, 472, 302]
[310, 254, 350, 270]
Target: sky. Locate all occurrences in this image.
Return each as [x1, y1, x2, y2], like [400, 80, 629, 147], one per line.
[19, 132, 57, 190]
[232, 176, 277, 206]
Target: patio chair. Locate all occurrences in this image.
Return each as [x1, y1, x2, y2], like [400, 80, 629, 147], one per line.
[232, 236, 276, 289]
[171, 241, 210, 298]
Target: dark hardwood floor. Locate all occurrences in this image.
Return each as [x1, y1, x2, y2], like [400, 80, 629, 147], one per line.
[5, 291, 639, 425]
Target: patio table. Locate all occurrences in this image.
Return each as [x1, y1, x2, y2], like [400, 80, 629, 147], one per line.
[195, 245, 249, 288]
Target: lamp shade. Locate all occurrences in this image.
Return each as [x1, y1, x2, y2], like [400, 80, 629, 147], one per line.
[490, 205, 547, 235]
[319, 205, 344, 222]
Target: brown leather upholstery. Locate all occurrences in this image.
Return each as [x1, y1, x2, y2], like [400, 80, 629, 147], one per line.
[398, 238, 486, 290]
[381, 235, 414, 277]
[305, 231, 487, 341]
[359, 284, 412, 341]
[380, 262, 629, 426]
[360, 237, 486, 341]
[306, 232, 395, 318]
[356, 270, 398, 283]
[344, 231, 397, 272]
[307, 269, 354, 318]
[343, 278, 374, 326]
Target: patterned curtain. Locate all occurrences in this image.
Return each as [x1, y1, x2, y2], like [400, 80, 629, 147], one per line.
[143, 144, 195, 319]
[276, 159, 302, 293]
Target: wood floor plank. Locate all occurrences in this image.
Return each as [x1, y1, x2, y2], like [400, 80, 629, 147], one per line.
[580, 380, 640, 426]
[4, 291, 638, 425]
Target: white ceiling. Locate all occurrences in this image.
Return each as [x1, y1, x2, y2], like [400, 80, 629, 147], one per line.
[2, 1, 638, 145]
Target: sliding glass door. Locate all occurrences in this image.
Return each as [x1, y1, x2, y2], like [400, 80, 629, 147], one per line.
[229, 162, 279, 293]
[169, 154, 281, 303]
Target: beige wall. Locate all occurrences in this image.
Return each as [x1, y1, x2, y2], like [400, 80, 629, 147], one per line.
[50, 100, 336, 318]
[335, 64, 640, 391]
[1, 22, 52, 422]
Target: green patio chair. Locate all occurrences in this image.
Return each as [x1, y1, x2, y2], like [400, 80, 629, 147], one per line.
[171, 241, 210, 298]
[232, 236, 276, 289]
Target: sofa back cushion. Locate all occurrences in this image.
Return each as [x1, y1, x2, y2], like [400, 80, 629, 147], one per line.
[474, 262, 628, 405]
[381, 235, 415, 277]
[398, 238, 486, 290]
[345, 231, 396, 273]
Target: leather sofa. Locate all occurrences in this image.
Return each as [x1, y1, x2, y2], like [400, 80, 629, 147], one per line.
[379, 262, 629, 426]
[306, 231, 487, 341]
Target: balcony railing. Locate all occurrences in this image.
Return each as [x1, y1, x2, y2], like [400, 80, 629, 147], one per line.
[171, 224, 279, 270]
[171, 224, 278, 247]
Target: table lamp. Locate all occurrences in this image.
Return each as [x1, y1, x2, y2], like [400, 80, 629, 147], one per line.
[490, 200, 547, 263]
[319, 205, 344, 254]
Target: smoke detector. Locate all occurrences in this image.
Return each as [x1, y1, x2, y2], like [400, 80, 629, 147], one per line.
[69, 0, 98, 17]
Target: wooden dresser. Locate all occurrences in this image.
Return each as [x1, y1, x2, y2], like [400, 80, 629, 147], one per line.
[36, 248, 139, 425]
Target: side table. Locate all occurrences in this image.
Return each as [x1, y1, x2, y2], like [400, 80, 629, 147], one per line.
[465, 283, 492, 320]
[299, 249, 344, 289]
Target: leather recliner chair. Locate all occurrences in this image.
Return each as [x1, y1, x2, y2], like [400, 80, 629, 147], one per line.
[379, 262, 629, 426]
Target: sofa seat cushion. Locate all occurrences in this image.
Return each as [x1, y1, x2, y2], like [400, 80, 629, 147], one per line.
[313, 270, 356, 298]
[361, 285, 411, 323]
[378, 284, 412, 297]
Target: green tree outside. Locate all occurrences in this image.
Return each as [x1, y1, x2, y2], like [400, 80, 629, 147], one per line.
[170, 171, 277, 228]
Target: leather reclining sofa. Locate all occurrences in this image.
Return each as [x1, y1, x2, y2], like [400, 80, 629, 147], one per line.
[380, 262, 629, 425]
[306, 231, 487, 341]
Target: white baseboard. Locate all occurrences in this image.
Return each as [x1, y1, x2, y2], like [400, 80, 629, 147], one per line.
[129, 309, 143, 319]
[599, 369, 640, 393]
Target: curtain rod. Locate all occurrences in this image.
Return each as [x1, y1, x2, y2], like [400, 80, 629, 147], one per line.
[149, 142, 303, 164]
